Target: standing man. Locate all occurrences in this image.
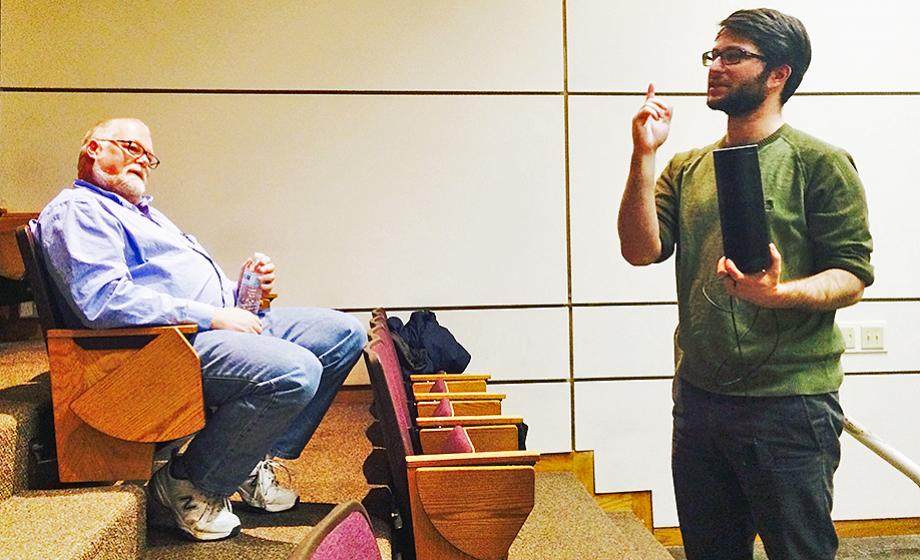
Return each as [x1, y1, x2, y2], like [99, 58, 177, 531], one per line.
[618, 9, 873, 560]
[37, 118, 366, 542]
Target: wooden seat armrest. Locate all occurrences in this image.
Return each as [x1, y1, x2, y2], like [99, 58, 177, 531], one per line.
[413, 379, 487, 393]
[406, 450, 539, 469]
[67, 327, 204, 442]
[414, 391, 505, 402]
[410, 373, 491, 382]
[47, 324, 198, 338]
[412, 464, 535, 560]
[416, 415, 523, 428]
[260, 292, 277, 310]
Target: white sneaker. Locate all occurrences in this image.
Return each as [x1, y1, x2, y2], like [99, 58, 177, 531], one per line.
[237, 457, 299, 513]
[151, 462, 242, 541]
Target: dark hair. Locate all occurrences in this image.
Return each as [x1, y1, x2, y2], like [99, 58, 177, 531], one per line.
[719, 8, 811, 104]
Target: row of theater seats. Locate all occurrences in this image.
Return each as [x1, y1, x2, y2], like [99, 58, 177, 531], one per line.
[363, 308, 540, 560]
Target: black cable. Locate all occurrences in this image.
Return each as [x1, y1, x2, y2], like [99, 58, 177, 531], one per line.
[700, 277, 781, 387]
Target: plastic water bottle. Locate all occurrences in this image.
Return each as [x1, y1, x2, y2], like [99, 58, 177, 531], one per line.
[236, 263, 262, 314]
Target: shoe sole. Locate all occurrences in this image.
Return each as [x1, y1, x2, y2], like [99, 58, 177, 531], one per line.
[239, 495, 300, 514]
[152, 470, 241, 541]
[176, 523, 242, 542]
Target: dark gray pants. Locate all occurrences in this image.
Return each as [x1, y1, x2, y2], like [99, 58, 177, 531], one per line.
[672, 378, 844, 560]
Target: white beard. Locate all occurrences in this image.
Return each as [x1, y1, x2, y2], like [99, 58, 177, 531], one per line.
[93, 167, 146, 203]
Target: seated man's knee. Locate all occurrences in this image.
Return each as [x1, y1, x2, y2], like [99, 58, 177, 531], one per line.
[274, 355, 323, 407]
[341, 314, 367, 354]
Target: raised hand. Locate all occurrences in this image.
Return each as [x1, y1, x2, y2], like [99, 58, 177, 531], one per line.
[632, 83, 673, 154]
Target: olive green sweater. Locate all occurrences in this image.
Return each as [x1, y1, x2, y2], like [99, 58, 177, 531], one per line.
[656, 124, 873, 396]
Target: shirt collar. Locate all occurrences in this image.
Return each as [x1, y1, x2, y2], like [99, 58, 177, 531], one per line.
[73, 179, 155, 211]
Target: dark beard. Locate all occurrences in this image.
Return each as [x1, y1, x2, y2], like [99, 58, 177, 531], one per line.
[707, 70, 769, 117]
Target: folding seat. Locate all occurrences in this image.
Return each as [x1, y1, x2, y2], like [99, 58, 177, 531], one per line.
[288, 500, 382, 560]
[16, 224, 205, 482]
[364, 331, 538, 560]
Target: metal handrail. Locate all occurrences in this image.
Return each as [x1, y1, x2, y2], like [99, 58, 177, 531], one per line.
[844, 416, 920, 488]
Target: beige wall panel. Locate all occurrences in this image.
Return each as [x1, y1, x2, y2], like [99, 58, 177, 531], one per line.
[574, 379, 677, 526]
[572, 305, 677, 378]
[837, 302, 920, 373]
[567, 0, 920, 92]
[568, 96, 722, 303]
[0, 0, 562, 91]
[784, 96, 920, 299]
[385, 308, 569, 382]
[492, 382, 571, 453]
[836, 375, 920, 519]
[0, 93, 567, 308]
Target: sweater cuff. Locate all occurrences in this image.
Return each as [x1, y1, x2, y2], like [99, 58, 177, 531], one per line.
[185, 301, 217, 330]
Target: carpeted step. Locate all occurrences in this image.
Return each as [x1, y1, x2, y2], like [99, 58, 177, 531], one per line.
[0, 485, 145, 560]
[143, 393, 392, 559]
[0, 399, 43, 500]
[510, 472, 647, 560]
[0, 339, 49, 390]
[0, 340, 53, 500]
[608, 511, 674, 560]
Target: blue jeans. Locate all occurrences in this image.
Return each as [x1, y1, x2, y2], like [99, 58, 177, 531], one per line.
[177, 307, 365, 496]
[672, 378, 843, 560]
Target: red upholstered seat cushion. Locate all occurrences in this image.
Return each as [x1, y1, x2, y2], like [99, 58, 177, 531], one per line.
[442, 425, 476, 454]
[294, 501, 382, 560]
[432, 397, 454, 418]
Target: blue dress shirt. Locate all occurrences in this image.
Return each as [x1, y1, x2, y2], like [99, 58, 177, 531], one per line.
[37, 180, 235, 329]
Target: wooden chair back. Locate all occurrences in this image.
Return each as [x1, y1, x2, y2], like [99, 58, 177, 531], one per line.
[15, 222, 80, 340]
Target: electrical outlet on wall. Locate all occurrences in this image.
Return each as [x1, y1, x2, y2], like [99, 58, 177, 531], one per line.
[839, 324, 857, 350]
[837, 321, 887, 354]
[860, 323, 885, 351]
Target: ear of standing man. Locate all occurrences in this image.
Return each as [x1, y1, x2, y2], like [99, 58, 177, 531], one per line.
[619, 9, 873, 560]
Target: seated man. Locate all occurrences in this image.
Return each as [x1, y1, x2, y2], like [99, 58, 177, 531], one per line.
[36, 118, 366, 541]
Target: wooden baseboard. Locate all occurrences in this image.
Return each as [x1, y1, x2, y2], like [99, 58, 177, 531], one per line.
[332, 385, 374, 405]
[653, 527, 682, 547]
[655, 517, 920, 548]
[595, 491, 653, 530]
[535, 451, 595, 494]
[835, 518, 920, 538]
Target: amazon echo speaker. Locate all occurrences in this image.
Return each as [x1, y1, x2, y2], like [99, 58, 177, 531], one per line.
[713, 144, 771, 273]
